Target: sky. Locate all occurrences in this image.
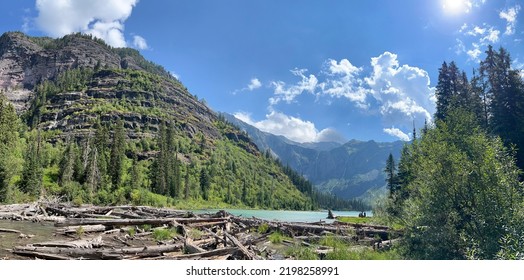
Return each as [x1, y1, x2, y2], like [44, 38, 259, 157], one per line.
[1, 0, 523, 143]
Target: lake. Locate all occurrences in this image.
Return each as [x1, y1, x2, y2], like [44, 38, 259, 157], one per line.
[194, 209, 372, 223]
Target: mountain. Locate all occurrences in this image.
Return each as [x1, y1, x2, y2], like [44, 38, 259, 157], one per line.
[223, 113, 405, 201]
[0, 32, 318, 210]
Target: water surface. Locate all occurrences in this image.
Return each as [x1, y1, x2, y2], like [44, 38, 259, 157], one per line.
[195, 209, 372, 223]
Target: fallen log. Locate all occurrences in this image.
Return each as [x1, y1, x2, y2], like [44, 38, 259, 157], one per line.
[184, 239, 206, 254]
[0, 228, 22, 234]
[57, 224, 109, 234]
[13, 243, 184, 260]
[55, 217, 229, 227]
[55, 218, 176, 227]
[32, 236, 103, 248]
[165, 247, 237, 260]
[223, 231, 261, 260]
[14, 251, 72, 260]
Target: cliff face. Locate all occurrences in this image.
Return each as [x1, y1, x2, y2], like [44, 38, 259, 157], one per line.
[0, 32, 119, 111]
[0, 32, 224, 143]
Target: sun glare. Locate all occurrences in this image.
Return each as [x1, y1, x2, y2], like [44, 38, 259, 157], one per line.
[443, 0, 469, 14]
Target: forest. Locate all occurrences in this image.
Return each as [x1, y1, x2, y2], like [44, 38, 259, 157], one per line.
[381, 45, 524, 259]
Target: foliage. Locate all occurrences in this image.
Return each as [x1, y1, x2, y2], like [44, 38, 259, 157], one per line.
[269, 231, 285, 244]
[257, 223, 270, 234]
[391, 110, 523, 259]
[285, 246, 319, 260]
[153, 228, 177, 241]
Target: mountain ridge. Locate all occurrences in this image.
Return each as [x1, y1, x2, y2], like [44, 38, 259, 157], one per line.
[222, 112, 405, 201]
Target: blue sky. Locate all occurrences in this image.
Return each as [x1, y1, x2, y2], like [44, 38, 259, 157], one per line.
[1, 0, 523, 143]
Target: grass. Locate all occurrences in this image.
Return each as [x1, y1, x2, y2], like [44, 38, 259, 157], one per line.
[325, 247, 402, 260]
[286, 245, 319, 260]
[257, 223, 270, 234]
[283, 234, 402, 260]
[187, 228, 203, 240]
[336, 216, 374, 224]
[153, 228, 178, 241]
[269, 231, 285, 244]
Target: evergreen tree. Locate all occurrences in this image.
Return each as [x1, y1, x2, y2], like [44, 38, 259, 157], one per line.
[384, 153, 398, 197]
[393, 109, 523, 259]
[200, 167, 210, 200]
[20, 131, 44, 197]
[58, 139, 76, 186]
[0, 93, 20, 201]
[184, 166, 190, 200]
[109, 119, 126, 189]
[94, 120, 110, 188]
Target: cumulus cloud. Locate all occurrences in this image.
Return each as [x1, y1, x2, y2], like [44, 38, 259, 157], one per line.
[248, 78, 262, 91]
[234, 111, 346, 144]
[480, 28, 500, 44]
[383, 127, 410, 141]
[500, 5, 521, 35]
[262, 51, 435, 138]
[467, 26, 486, 36]
[322, 59, 368, 107]
[269, 69, 318, 105]
[34, 0, 145, 49]
[233, 78, 263, 94]
[363, 52, 435, 129]
[132, 35, 148, 50]
[458, 23, 501, 61]
[467, 43, 482, 61]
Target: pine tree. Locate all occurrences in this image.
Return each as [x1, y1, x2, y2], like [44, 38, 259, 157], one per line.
[200, 167, 210, 200]
[109, 119, 126, 189]
[384, 153, 398, 197]
[184, 166, 190, 200]
[59, 139, 76, 186]
[20, 131, 43, 197]
[435, 62, 452, 121]
[0, 93, 20, 201]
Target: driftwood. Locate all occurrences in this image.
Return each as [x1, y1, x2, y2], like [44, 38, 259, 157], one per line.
[32, 236, 103, 248]
[13, 243, 184, 260]
[0, 228, 22, 234]
[55, 217, 229, 227]
[223, 231, 260, 260]
[57, 224, 109, 234]
[164, 247, 238, 260]
[2, 202, 399, 260]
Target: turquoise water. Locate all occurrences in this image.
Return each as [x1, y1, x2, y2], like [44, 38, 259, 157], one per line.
[194, 209, 372, 223]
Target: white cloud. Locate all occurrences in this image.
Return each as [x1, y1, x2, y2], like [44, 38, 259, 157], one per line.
[467, 43, 482, 61]
[459, 23, 469, 33]
[34, 0, 144, 49]
[480, 28, 500, 44]
[500, 5, 521, 35]
[269, 69, 318, 105]
[363, 52, 435, 129]
[132, 35, 148, 50]
[233, 78, 263, 94]
[248, 78, 262, 91]
[454, 38, 466, 55]
[234, 111, 346, 144]
[264, 51, 435, 138]
[467, 26, 486, 36]
[383, 127, 410, 141]
[323, 59, 368, 107]
[170, 71, 180, 80]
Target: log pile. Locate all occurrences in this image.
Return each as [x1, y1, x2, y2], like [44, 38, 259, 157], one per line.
[0, 202, 400, 260]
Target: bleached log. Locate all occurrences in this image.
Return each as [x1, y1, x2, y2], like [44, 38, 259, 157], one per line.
[13, 243, 184, 260]
[0, 228, 22, 234]
[223, 231, 261, 260]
